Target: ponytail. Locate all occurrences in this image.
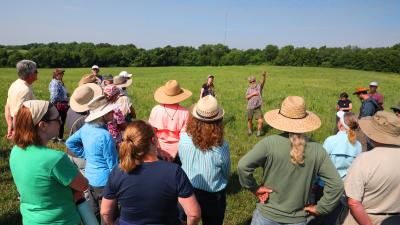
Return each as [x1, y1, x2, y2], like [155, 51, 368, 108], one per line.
[289, 133, 306, 165]
[343, 112, 359, 145]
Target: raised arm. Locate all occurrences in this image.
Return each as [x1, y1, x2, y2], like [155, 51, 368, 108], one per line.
[260, 71, 267, 89]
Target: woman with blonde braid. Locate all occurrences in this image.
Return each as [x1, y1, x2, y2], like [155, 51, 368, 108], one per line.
[237, 96, 344, 225]
[100, 120, 200, 225]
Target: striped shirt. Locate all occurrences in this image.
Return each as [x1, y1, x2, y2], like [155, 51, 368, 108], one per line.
[178, 132, 230, 192]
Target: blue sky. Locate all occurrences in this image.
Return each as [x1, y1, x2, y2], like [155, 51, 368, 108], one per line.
[1, 0, 399, 49]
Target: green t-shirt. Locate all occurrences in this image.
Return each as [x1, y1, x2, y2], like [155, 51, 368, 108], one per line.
[10, 145, 81, 225]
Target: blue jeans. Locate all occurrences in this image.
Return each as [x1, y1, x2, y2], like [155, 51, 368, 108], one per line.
[251, 209, 306, 225]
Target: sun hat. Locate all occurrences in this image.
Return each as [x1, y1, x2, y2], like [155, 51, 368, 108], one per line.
[369, 81, 378, 86]
[191, 95, 224, 122]
[154, 80, 192, 104]
[22, 100, 50, 126]
[103, 84, 120, 98]
[79, 74, 99, 86]
[113, 76, 133, 88]
[353, 87, 369, 95]
[103, 74, 114, 81]
[85, 95, 119, 122]
[359, 111, 400, 146]
[207, 74, 214, 79]
[91, 65, 99, 70]
[53, 68, 65, 75]
[264, 96, 321, 133]
[390, 101, 400, 112]
[70, 83, 102, 113]
[119, 71, 132, 78]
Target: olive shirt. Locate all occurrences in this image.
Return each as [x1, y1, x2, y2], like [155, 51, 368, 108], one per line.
[237, 134, 343, 224]
[10, 145, 80, 225]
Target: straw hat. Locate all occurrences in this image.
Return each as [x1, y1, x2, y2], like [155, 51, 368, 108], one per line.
[70, 83, 102, 112]
[353, 87, 369, 95]
[191, 95, 224, 122]
[264, 96, 321, 133]
[85, 95, 119, 122]
[359, 111, 400, 146]
[113, 76, 133, 88]
[119, 71, 132, 78]
[154, 80, 192, 104]
[79, 74, 99, 86]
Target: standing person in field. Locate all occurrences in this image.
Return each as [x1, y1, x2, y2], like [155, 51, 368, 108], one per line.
[200, 75, 216, 99]
[100, 120, 201, 225]
[49, 68, 69, 142]
[179, 95, 230, 225]
[66, 95, 119, 225]
[246, 71, 267, 137]
[237, 96, 344, 225]
[114, 73, 136, 121]
[368, 81, 384, 110]
[91, 65, 103, 85]
[148, 80, 192, 162]
[336, 92, 352, 112]
[343, 111, 400, 225]
[5, 60, 38, 139]
[391, 101, 400, 118]
[10, 100, 88, 225]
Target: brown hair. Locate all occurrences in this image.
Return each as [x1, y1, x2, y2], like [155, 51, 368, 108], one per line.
[289, 133, 306, 165]
[343, 112, 359, 145]
[13, 105, 54, 149]
[186, 115, 224, 150]
[119, 120, 155, 173]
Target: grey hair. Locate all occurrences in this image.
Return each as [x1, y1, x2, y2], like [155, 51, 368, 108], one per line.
[16, 60, 37, 80]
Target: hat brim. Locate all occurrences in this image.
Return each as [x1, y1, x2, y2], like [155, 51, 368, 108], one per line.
[115, 78, 133, 88]
[190, 104, 224, 122]
[85, 103, 119, 122]
[359, 117, 400, 146]
[264, 109, 321, 133]
[154, 87, 192, 104]
[390, 107, 400, 111]
[70, 83, 103, 113]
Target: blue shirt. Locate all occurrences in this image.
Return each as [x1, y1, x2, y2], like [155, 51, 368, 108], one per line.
[66, 123, 118, 187]
[178, 132, 230, 192]
[49, 79, 68, 103]
[103, 161, 193, 225]
[319, 131, 362, 186]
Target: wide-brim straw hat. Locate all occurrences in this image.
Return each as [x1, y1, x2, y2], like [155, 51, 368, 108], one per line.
[85, 95, 119, 122]
[353, 87, 369, 95]
[114, 76, 133, 88]
[191, 95, 224, 122]
[359, 111, 400, 146]
[79, 74, 99, 86]
[70, 83, 102, 112]
[264, 96, 321, 133]
[154, 80, 192, 104]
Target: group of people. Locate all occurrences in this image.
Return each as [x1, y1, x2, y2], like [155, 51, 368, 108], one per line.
[5, 59, 400, 225]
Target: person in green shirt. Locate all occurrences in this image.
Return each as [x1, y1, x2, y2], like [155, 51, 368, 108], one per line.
[237, 96, 344, 225]
[10, 100, 89, 225]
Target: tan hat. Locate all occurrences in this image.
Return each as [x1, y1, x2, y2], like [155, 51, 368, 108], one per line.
[191, 95, 224, 122]
[79, 74, 99, 86]
[264, 96, 321, 133]
[85, 95, 119, 122]
[70, 83, 102, 112]
[114, 76, 133, 88]
[154, 80, 192, 104]
[22, 100, 50, 125]
[359, 111, 400, 146]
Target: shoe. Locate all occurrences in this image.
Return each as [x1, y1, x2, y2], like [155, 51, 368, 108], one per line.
[256, 131, 262, 137]
[248, 129, 252, 136]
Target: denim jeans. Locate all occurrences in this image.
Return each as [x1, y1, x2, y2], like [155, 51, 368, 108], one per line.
[251, 209, 306, 225]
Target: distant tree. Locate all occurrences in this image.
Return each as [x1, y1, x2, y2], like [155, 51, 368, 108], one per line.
[263, 45, 279, 62]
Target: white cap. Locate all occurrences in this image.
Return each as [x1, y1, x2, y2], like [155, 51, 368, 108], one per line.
[369, 81, 378, 86]
[91, 65, 99, 70]
[119, 71, 132, 78]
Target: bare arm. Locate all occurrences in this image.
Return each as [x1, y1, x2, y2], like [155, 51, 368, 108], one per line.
[69, 171, 89, 192]
[245, 92, 258, 100]
[348, 197, 373, 225]
[200, 88, 205, 99]
[5, 102, 13, 139]
[101, 198, 117, 225]
[260, 71, 267, 89]
[178, 195, 201, 225]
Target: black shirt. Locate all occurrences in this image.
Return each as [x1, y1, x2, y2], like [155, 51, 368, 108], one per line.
[337, 99, 352, 112]
[201, 83, 215, 98]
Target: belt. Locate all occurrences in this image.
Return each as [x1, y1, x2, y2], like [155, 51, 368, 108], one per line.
[368, 212, 400, 216]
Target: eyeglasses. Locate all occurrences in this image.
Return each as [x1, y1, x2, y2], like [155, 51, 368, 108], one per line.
[249, 80, 255, 83]
[43, 116, 62, 124]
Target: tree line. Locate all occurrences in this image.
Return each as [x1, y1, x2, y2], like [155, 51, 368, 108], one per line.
[0, 42, 399, 73]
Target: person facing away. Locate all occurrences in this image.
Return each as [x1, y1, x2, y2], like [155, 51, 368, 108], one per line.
[353, 87, 379, 119]
[66, 95, 119, 225]
[5, 59, 38, 139]
[200, 74, 216, 99]
[179, 95, 230, 225]
[10, 100, 88, 225]
[246, 71, 267, 137]
[148, 80, 192, 162]
[343, 111, 400, 225]
[368, 81, 384, 110]
[237, 96, 344, 225]
[113, 73, 136, 121]
[100, 120, 201, 225]
[336, 92, 352, 112]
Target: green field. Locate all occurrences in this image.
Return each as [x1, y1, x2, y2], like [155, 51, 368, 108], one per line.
[0, 66, 399, 224]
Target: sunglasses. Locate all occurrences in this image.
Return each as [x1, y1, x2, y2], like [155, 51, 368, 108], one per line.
[249, 80, 255, 83]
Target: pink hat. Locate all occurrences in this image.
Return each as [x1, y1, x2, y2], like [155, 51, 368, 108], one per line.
[103, 84, 120, 98]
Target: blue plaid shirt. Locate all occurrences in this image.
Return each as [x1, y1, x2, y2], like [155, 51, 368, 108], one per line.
[49, 79, 68, 103]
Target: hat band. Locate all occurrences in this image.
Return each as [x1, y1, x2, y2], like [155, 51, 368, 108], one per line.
[164, 89, 183, 96]
[196, 109, 219, 120]
[371, 119, 400, 137]
[278, 109, 307, 119]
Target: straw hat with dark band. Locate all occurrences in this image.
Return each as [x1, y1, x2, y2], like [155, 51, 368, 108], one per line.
[154, 80, 192, 104]
[70, 83, 102, 112]
[264, 96, 321, 133]
[85, 95, 119, 122]
[359, 111, 400, 146]
[113, 76, 133, 88]
[191, 95, 224, 122]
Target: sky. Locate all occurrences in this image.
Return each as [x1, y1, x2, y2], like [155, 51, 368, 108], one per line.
[0, 0, 399, 49]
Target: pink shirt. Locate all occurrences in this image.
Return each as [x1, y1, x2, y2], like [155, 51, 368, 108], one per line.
[368, 92, 384, 109]
[148, 104, 189, 158]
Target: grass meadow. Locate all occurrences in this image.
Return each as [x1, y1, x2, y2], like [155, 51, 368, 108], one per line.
[0, 65, 399, 224]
